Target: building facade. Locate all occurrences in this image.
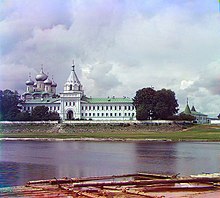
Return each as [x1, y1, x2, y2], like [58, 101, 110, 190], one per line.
[22, 63, 136, 121]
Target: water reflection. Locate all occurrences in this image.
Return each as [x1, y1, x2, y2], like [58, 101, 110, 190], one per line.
[134, 142, 177, 174]
[0, 161, 56, 188]
[0, 141, 220, 187]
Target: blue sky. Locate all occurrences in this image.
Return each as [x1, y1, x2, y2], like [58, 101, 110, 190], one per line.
[0, 0, 220, 116]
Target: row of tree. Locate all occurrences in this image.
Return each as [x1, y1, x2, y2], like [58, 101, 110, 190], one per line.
[0, 89, 60, 121]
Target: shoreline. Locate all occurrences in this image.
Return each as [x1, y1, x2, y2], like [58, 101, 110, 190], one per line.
[1, 137, 220, 142]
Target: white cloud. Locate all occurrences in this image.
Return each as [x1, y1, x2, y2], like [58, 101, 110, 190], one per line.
[1, 0, 220, 117]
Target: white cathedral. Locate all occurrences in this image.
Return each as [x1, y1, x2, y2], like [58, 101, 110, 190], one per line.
[22, 63, 136, 121]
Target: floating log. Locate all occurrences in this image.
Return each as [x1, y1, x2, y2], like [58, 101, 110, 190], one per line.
[27, 173, 138, 185]
[72, 177, 220, 188]
[138, 172, 175, 179]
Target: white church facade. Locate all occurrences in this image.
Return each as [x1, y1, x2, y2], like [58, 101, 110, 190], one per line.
[22, 63, 136, 121]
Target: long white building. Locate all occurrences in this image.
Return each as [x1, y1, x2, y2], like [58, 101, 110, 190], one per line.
[22, 63, 136, 121]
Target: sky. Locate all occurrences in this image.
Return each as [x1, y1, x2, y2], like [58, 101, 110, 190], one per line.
[1, 0, 220, 117]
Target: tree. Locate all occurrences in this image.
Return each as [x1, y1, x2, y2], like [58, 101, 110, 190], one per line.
[133, 88, 156, 120]
[31, 106, 50, 121]
[0, 89, 21, 121]
[31, 106, 60, 121]
[133, 87, 179, 120]
[154, 89, 179, 119]
[15, 111, 31, 121]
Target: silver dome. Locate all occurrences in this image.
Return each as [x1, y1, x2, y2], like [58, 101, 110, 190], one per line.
[44, 78, 52, 85]
[26, 78, 34, 85]
[36, 68, 48, 81]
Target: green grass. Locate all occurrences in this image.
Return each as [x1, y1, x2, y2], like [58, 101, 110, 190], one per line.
[1, 124, 220, 141]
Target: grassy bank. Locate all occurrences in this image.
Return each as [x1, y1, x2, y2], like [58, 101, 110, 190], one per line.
[0, 123, 220, 141]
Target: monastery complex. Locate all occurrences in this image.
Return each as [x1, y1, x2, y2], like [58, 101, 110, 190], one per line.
[22, 63, 136, 121]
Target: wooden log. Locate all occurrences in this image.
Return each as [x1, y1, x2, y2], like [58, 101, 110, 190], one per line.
[143, 185, 216, 192]
[138, 172, 176, 179]
[27, 173, 138, 185]
[72, 177, 220, 188]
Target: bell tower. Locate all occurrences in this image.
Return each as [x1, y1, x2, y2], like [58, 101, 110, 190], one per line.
[60, 61, 84, 120]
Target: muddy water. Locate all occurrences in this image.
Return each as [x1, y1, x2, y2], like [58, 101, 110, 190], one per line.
[0, 141, 219, 187]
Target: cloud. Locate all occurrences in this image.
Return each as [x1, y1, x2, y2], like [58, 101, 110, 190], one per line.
[1, 0, 220, 116]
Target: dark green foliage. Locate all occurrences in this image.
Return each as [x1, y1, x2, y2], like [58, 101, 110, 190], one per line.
[133, 87, 179, 120]
[0, 89, 21, 121]
[31, 106, 60, 121]
[169, 113, 195, 121]
[15, 111, 31, 121]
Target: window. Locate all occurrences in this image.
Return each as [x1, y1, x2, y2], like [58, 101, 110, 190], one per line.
[128, 113, 131, 116]
[58, 107, 60, 110]
[102, 113, 104, 116]
[50, 107, 52, 110]
[97, 113, 99, 117]
[119, 106, 121, 110]
[82, 106, 84, 110]
[119, 113, 121, 116]
[115, 106, 117, 110]
[85, 106, 87, 110]
[70, 84, 73, 90]
[110, 106, 112, 110]
[102, 106, 104, 110]
[125, 113, 127, 116]
[93, 113, 95, 116]
[124, 106, 127, 110]
[106, 113, 108, 117]
[97, 106, 99, 110]
[93, 106, 95, 110]
[54, 106, 56, 111]
[85, 113, 87, 116]
[89, 113, 91, 116]
[89, 106, 91, 110]
[69, 102, 71, 106]
[128, 106, 130, 110]
[106, 106, 108, 110]
[115, 113, 117, 116]
[66, 102, 68, 106]
[110, 113, 112, 117]
[81, 113, 83, 117]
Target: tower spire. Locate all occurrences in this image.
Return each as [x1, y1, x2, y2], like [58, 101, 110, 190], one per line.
[72, 59, 75, 71]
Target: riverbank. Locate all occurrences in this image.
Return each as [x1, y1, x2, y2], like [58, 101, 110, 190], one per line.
[1, 122, 220, 141]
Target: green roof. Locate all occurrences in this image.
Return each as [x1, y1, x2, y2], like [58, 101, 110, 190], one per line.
[191, 111, 207, 116]
[184, 104, 191, 114]
[24, 98, 60, 104]
[191, 106, 196, 112]
[85, 97, 133, 104]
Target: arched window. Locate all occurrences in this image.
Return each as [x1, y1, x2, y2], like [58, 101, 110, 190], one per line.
[70, 84, 73, 91]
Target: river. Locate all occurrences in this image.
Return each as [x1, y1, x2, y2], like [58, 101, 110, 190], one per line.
[0, 141, 220, 187]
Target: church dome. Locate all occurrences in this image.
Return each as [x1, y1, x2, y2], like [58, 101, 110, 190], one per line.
[44, 78, 52, 85]
[25, 78, 34, 85]
[36, 68, 48, 81]
[51, 79, 57, 87]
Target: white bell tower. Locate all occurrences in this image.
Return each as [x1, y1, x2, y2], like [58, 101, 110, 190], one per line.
[60, 61, 84, 120]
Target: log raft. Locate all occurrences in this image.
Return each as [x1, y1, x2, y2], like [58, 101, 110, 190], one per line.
[1, 172, 220, 197]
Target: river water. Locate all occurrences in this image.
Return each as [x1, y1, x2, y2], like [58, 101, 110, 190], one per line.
[0, 141, 220, 187]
